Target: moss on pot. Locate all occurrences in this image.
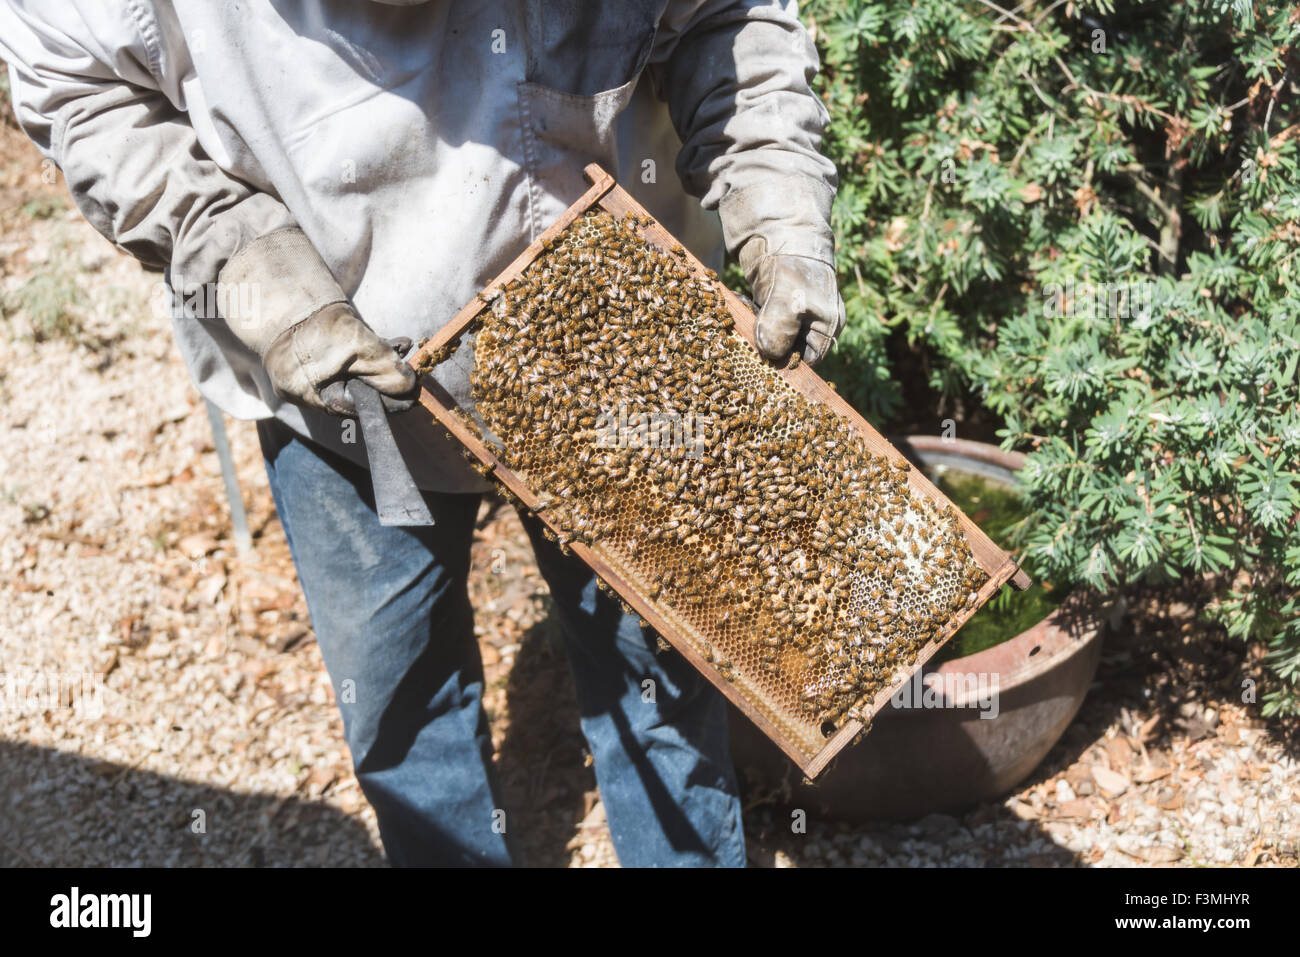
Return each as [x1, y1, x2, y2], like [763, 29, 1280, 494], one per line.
[929, 470, 1065, 663]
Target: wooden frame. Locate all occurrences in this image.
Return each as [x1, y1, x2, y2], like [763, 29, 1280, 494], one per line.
[407, 164, 1030, 778]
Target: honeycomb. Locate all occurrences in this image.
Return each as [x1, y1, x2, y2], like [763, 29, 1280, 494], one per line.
[443, 210, 988, 759]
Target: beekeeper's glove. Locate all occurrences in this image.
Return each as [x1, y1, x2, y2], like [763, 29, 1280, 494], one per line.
[217, 228, 418, 414]
[719, 180, 845, 367]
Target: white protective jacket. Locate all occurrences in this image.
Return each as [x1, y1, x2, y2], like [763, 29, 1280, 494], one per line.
[0, 0, 836, 492]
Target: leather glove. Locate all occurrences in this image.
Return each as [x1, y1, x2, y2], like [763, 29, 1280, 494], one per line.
[264, 304, 418, 415]
[216, 227, 417, 415]
[740, 241, 845, 366]
[718, 179, 845, 366]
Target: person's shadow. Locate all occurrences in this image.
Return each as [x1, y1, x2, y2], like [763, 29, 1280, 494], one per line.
[494, 604, 602, 867]
[0, 739, 383, 867]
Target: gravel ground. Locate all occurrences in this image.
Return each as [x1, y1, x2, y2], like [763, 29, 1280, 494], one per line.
[2, 124, 1296, 868]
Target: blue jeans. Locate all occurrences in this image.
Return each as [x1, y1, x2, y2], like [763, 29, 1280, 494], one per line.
[257, 420, 745, 867]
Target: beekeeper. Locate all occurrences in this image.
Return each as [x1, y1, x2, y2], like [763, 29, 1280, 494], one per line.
[0, 0, 843, 866]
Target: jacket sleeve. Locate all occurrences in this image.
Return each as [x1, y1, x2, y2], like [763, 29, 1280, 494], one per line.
[0, 2, 341, 353]
[650, 0, 838, 263]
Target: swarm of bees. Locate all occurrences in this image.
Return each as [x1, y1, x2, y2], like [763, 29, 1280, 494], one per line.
[413, 338, 459, 377]
[452, 210, 987, 746]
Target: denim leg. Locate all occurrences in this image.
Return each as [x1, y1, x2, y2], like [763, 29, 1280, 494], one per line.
[257, 420, 510, 866]
[518, 511, 746, 868]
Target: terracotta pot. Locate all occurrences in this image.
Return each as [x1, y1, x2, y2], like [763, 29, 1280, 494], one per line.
[728, 436, 1104, 821]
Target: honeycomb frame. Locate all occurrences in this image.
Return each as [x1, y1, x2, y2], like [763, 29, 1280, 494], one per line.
[408, 165, 1030, 778]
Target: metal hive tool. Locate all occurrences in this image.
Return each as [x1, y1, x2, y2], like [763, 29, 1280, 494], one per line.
[408, 165, 1030, 778]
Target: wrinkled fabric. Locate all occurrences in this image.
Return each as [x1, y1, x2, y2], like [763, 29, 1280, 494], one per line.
[219, 227, 350, 356]
[0, 0, 835, 491]
[745, 249, 844, 365]
[724, 170, 841, 365]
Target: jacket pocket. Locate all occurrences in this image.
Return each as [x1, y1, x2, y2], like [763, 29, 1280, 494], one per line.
[517, 76, 640, 237]
[521, 0, 662, 95]
[515, 0, 663, 234]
